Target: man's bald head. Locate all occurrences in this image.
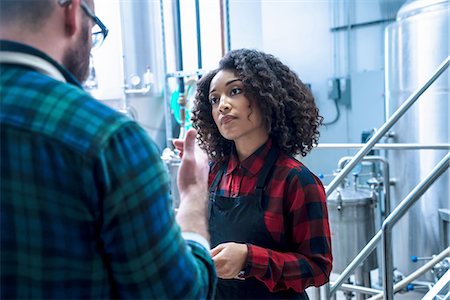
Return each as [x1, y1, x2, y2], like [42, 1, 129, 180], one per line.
[0, 0, 56, 29]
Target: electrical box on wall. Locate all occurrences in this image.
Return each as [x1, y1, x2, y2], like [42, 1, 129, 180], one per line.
[327, 78, 340, 100]
[327, 77, 351, 107]
[339, 77, 351, 107]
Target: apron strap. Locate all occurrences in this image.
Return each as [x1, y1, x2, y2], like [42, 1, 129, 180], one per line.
[209, 162, 227, 193]
[254, 146, 279, 198]
[209, 145, 279, 197]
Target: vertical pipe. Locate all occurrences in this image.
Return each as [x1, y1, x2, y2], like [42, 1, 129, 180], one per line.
[380, 152, 450, 299]
[381, 227, 394, 299]
[160, 0, 172, 147]
[195, 0, 202, 70]
[219, 0, 226, 56]
[225, 0, 231, 52]
[220, 0, 231, 54]
[320, 284, 330, 300]
[321, 0, 338, 295]
[173, 0, 186, 138]
[173, 0, 184, 93]
[346, 0, 352, 76]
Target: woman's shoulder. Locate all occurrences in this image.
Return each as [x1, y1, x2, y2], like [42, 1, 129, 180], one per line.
[276, 152, 304, 171]
[275, 152, 322, 186]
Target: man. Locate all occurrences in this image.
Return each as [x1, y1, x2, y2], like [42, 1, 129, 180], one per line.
[0, 0, 216, 298]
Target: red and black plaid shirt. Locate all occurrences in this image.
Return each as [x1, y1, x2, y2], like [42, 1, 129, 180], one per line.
[208, 139, 332, 292]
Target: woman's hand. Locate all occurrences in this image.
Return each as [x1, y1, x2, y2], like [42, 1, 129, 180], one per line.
[210, 242, 248, 279]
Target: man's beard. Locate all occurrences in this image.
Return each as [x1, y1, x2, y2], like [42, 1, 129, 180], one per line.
[62, 21, 91, 83]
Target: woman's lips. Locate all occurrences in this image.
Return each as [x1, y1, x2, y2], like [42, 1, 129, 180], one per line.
[221, 115, 236, 125]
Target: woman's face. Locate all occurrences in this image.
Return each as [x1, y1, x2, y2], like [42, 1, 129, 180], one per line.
[208, 69, 267, 145]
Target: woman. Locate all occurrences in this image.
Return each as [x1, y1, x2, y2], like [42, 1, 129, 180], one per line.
[178, 48, 332, 299]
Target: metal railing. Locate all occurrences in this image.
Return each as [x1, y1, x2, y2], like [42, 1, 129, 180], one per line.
[422, 267, 450, 300]
[322, 56, 450, 299]
[325, 56, 449, 197]
[329, 153, 449, 298]
[318, 143, 450, 150]
[379, 153, 449, 299]
[369, 246, 450, 300]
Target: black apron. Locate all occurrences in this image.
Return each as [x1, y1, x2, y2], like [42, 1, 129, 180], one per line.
[209, 147, 309, 299]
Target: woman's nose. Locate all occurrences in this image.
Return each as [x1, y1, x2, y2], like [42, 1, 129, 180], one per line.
[218, 98, 231, 114]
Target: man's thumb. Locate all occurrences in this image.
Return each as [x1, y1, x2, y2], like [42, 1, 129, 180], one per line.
[183, 129, 197, 155]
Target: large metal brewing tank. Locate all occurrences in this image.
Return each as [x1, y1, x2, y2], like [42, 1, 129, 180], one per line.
[119, 0, 167, 149]
[119, 1, 181, 207]
[328, 188, 377, 273]
[385, 0, 449, 279]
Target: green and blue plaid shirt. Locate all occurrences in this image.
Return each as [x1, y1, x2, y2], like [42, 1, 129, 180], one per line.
[0, 40, 215, 299]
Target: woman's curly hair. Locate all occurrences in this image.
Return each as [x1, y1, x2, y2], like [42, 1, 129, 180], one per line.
[192, 48, 323, 161]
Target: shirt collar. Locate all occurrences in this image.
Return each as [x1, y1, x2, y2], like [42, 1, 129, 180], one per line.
[0, 40, 82, 87]
[226, 139, 274, 177]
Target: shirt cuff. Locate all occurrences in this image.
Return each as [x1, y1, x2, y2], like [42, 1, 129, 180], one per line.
[245, 244, 269, 278]
[182, 232, 210, 251]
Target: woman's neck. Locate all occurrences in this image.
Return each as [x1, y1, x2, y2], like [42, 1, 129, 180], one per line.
[234, 134, 269, 161]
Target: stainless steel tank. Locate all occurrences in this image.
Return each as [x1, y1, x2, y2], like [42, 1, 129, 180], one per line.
[119, 0, 167, 149]
[328, 188, 378, 273]
[385, 0, 449, 279]
[119, 1, 181, 208]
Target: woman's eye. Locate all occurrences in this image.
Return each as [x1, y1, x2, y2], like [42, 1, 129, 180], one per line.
[230, 87, 242, 96]
[209, 96, 218, 105]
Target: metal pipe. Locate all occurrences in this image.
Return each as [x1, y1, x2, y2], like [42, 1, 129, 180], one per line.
[422, 268, 450, 300]
[355, 267, 371, 300]
[330, 18, 396, 32]
[381, 152, 450, 299]
[194, 0, 202, 70]
[311, 287, 320, 300]
[173, 0, 184, 91]
[330, 153, 450, 296]
[172, 0, 186, 139]
[320, 284, 331, 300]
[326, 56, 449, 197]
[160, 0, 172, 147]
[382, 152, 449, 228]
[219, 0, 226, 56]
[338, 156, 391, 217]
[220, 0, 231, 54]
[368, 246, 450, 300]
[330, 231, 382, 295]
[381, 227, 394, 299]
[317, 143, 450, 150]
[384, 23, 392, 128]
[337, 283, 381, 296]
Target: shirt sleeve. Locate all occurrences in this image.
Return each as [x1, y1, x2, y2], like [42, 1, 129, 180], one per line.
[94, 122, 216, 299]
[244, 167, 332, 292]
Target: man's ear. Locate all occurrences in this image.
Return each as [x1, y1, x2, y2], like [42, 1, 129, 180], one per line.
[61, 0, 81, 37]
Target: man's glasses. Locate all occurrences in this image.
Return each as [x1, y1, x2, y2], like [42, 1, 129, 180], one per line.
[58, 0, 109, 48]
